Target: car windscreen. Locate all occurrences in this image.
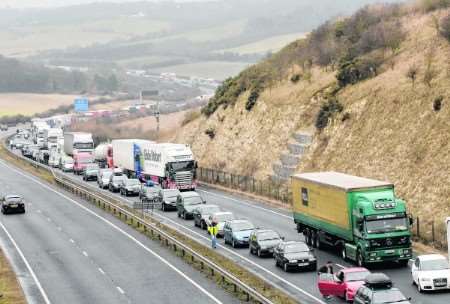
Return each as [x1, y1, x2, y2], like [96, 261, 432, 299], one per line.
[6, 197, 22, 203]
[170, 161, 194, 172]
[365, 217, 408, 234]
[231, 222, 254, 231]
[421, 259, 450, 271]
[113, 176, 124, 182]
[215, 213, 234, 222]
[163, 189, 180, 198]
[102, 172, 112, 179]
[127, 180, 140, 186]
[184, 196, 202, 205]
[257, 231, 280, 241]
[372, 289, 408, 304]
[285, 243, 309, 253]
[79, 158, 93, 164]
[200, 206, 220, 214]
[345, 271, 371, 282]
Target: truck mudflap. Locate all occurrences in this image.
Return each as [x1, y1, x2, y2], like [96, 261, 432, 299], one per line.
[364, 247, 412, 262]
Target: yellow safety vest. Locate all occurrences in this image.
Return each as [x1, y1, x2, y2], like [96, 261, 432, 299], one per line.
[208, 225, 218, 236]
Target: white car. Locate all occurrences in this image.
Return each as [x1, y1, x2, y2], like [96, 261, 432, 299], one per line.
[207, 211, 235, 237]
[412, 254, 450, 292]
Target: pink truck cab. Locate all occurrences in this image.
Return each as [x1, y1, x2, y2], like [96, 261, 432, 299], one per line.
[73, 152, 95, 175]
[318, 267, 371, 302]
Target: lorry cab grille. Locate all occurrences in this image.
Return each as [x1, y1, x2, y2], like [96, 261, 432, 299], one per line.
[175, 172, 193, 186]
[369, 236, 410, 249]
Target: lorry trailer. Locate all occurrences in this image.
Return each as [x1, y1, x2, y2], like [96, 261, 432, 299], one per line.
[292, 172, 413, 267]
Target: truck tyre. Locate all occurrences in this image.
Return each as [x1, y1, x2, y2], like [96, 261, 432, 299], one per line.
[305, 229, 312, 246]
[398, 260, 408, 267]
[340, 245, 347, 261]
[296, 223, 302, 233]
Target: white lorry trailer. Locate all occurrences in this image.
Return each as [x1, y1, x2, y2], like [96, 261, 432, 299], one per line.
[64, 132, 94, 156]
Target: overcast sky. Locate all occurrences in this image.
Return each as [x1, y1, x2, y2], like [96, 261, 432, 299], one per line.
[0, 0, 212, 9]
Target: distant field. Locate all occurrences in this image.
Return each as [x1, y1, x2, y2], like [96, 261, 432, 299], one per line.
[0, 93, 80, 117]
[149, 61, 252, 80]
[118, 110, 188, 133]
[219, 32, 307, 55]
[0, 17, 170, 57]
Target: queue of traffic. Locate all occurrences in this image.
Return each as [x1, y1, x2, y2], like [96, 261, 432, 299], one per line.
[4, 121, 450, 303]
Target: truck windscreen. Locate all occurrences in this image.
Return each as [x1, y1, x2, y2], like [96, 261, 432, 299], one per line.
[365, 217, 408, 234]
[74, 143, 94, 149]
[170, 161, 194, 172]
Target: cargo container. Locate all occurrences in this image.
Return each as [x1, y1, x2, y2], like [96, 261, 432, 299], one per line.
[292, 172, 413, 266]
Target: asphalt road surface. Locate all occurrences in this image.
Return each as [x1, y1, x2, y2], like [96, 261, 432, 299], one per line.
[0, 156, 238, 304]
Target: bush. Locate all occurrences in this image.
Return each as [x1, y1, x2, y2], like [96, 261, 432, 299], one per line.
[245, 88, 260, 111]
[336, 55, 382, 87]
[439, 14, 450, 41]
[433, 95, 444, 111]
[420, 0, 450, 12]
[182, 110, 201, 126]
[205, 127, 216, 139]
[290, 74, 301, 83]
[315, 99, 344, 130]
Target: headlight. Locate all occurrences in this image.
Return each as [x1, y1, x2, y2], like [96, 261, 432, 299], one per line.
[309, 257, 317, 261]
[289, 260, 298, 263]
[420, 277, 431, 282]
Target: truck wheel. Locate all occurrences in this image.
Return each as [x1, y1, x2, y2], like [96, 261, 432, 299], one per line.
[305, 230, 312, 246]
[312, 231, 318, 248]
[398, 260, 408, 267]
[340, 245, 347, 261]
[296, 223, 302, 233]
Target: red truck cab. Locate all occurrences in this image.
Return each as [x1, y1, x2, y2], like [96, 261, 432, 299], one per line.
[73, 152, 94, 175]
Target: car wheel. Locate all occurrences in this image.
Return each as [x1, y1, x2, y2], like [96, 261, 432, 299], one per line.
[275, 259, 279, 267]
[177, 212, 181, 218]
[232, 239, 236, 248]
[417, 281, 423, 293]
[283, 262, 289, 272]
[357, 251, 364, 267]
[344, 291, 351, 303]
[257, 248, 262, 257]
[201, 221, 205, 230]
[183, 212, 187, 220]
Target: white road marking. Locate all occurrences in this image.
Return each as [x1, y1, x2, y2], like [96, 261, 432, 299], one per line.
[69, 239, 75, 243]
[0, 221, 52, 304]
[0, 161, 223, 304]
[198, 188, 292, 219]
[98, 267, 105, 275]
[82, 251, 88, 257]
[116, 286, 125, 294]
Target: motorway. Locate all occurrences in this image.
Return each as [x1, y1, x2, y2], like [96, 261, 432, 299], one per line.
[0, 133, 238, 304]
[55, 160, 450, 304]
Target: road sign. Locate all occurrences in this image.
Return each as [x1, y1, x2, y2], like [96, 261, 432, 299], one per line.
[74, 98, 89, 112]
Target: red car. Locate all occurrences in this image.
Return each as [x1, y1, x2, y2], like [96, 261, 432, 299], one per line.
[318, 267, 371, 302]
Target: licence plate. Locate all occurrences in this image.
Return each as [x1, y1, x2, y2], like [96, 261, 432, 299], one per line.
[298, 262, 309, 266]
[10, 204, 18, 208]
[384, 250, 395, 254]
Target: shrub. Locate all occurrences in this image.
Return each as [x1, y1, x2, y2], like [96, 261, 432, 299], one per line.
[433, 95, 443, 111]
[336, 55, 382, 87]
[439, 13, 450, 40]
[341, 112, 351, 122]
[290, 74, 301, 83]
[245, 88, 260, 111]
[205, 127, 216, 139]
[315, 99, 344, 130]
[182, 110, 201, 126]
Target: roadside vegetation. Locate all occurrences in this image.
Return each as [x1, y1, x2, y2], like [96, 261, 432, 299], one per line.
[0, 249, 26, 304]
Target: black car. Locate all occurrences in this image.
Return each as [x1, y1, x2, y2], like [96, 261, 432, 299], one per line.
[139, 186, 161, 203]
[354, 273, 411, 304]
[176, 191, 205, 219]
[119, 178, 141, 196]
[157, 189, 181, 211]
[109, 175, 126, 193]
[193, 204, 221, 229]
[273, 241, 317, 272]
[82, 165, 99, 181]
[1, 195, 26, 214]
[249, 229, 283, 257]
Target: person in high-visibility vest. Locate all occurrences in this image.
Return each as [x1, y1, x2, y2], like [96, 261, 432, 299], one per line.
[208, 220, 218, 249]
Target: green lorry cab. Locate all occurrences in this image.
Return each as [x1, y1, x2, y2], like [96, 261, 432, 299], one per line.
[291, 172, 413, 267]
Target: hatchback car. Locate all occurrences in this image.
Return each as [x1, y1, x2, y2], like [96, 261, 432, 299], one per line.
[354, 273, 411, 304]
[273, 241, 316, 272]
[109, 175, 126, 192]
[223, 219, 255, 248]
[318, 267, 371, 302]
[207, 211, 235, 237]
[1, 195, 26, 214]
[193, 204, 221, 229]
[176, 191, 205, 219]
[97, 169, 113, 189]
[411, 254, 450, 292]
[119, 178, 141, 196]
[139, 185, 161, 203]
[249, 229, 283, 257]
[158, 188, 181, 211]
[82, 164, 99, 181]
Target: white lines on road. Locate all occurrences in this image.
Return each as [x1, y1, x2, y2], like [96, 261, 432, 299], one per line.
[198, 188, 292, 219]
[0, 161, 224, 304]
[69, 238, 75, 244]
[82, 251, 89, 257]
[98, 267, 105, 275]
[0, 221, 52, 304]
[116, 286, 125, 295]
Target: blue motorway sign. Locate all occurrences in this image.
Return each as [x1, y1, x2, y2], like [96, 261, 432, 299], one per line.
[74, 98, 89, 112]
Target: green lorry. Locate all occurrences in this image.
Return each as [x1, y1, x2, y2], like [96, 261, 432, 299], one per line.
[292, 172, 413, 266]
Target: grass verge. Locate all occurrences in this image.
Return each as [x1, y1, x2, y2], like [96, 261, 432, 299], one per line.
[0, 248, 26, 304]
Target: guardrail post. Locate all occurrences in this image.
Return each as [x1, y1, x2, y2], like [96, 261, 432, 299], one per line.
[416, 217, 420, 238]
[432, 221, 435, 242]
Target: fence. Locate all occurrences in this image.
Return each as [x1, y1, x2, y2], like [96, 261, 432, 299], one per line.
[197, 167, 292, 205]
[197, 167, 448, 251]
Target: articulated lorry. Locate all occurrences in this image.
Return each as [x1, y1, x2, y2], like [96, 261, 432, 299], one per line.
[64, 132, 94, 156]
[44, 128, 63, 150]
[94, 143, 113, 168]
[112, 140, 197, 190]
[292, 172, 413, 267]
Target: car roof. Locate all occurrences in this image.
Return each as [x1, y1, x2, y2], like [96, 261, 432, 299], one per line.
[5, 195, 22, 199]
[418, 254, 447, 261]
[342, 267, 370, 274]
[282, 240, 306, 246]
[180, 191, 200, 197]
[364, 273, 392, 289]
[213, 211, 233, 216]
[199, 204, 218, 209]
[254, 229, 276, 234]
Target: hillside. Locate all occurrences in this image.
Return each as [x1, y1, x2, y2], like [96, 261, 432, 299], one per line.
[175, 1, 450, 228]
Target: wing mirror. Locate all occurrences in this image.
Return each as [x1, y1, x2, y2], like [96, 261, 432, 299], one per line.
[281, 236, 285, 241]
[408, 215, 414, 226]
